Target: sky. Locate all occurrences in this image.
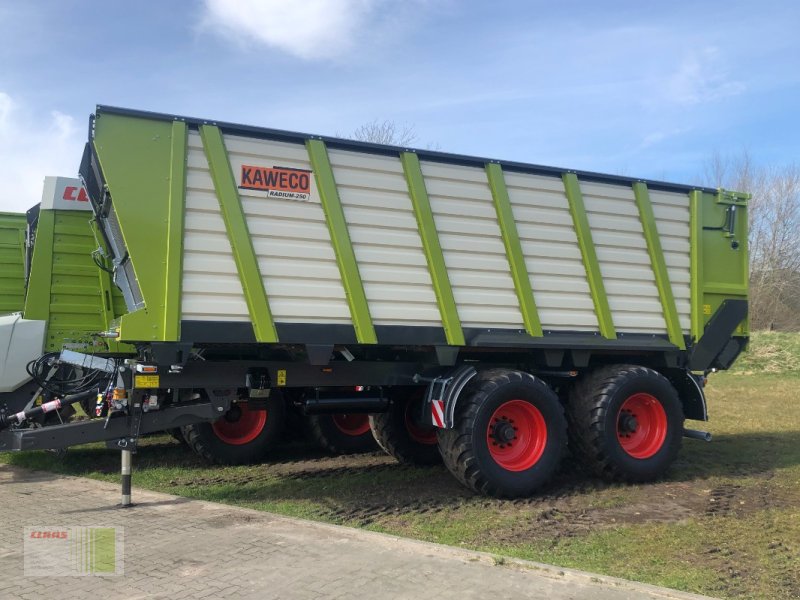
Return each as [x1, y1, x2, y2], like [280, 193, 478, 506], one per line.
[0, 0, 798, 212]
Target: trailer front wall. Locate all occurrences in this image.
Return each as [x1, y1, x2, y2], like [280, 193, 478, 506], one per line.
[89, 109, 748, 350]
[24, 177, 128, 352]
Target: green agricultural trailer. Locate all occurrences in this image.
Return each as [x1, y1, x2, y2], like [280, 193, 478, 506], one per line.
[0, 106, 749, 501]
[0, 177, 373, 461]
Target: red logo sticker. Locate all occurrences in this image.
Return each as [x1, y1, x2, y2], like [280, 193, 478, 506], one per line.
[62, 187, 89, 202]
[240, 165, 311, 201]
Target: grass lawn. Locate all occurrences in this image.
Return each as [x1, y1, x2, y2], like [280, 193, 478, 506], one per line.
[2, 331, 799, 598]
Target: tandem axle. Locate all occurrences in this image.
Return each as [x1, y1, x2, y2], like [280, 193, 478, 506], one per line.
[0, 348, 713, 505]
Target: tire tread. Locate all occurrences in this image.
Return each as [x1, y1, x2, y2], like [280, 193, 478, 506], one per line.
[439, 369, 567, 498]
[567, 364, 683, 482]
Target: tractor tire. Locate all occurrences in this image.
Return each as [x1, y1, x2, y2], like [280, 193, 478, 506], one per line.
[307, 413, 376, 455]
[181, 396, 285, 465]
[567, 364, 684, 482]
[168, 428, 188, 446]
[438, 369, 567, 498]
[369, 389, 441, 465]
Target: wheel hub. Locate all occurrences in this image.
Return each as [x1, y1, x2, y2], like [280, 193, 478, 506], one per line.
[485, 400, 547, 472]
[224, 404, 243, 423]
[615, 393, 668, 459]
[491, 421, 517, 444]
[618, 412, 638, 435]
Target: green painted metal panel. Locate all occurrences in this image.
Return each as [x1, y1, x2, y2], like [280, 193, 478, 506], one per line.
[92, 113, 178, 342]
[48, 212, 111, 351]
[24, 209, 55, 324]
[562, 173, 616, 339]
[200, 125, 278, 343]
[485, 162, 543, 337]
[306, 139, 377, 344]
[24, 209, 131, 353]
[163, 121, 188, 341]
[691, 190, 749, 342]
[0, 212, 27, 314]
[632, 182, 685, 349]
[400, 152, 465, 346]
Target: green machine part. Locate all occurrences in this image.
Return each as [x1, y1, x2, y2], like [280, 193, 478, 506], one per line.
[0, 212, 27, 315]
[23, 191, 130, 354]
[690, 190, 750, 341]
[91, 115, 186, 343]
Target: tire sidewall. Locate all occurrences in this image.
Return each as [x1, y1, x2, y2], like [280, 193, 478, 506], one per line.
[470, 379, 565, 497]
[600, 372, 683, 479]
[308, 413, 375, 454]
[369, 388, 441, 465]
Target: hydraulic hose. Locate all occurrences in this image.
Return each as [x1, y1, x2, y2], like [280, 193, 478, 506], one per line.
[0, 389, 97, 431]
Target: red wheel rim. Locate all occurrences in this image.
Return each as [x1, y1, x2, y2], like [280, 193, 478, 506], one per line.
[211, 404, 267, 446]
[486, 400, 547, 472]
[332, 413, 371, 437]
[616, 393, 667, 459]
[404, 401, 437, 445]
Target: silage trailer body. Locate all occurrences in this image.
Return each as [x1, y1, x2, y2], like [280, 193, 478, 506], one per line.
[1, 106, 749, 498]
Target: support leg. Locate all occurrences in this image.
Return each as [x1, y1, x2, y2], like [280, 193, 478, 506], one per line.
[120, 449, 132, 507]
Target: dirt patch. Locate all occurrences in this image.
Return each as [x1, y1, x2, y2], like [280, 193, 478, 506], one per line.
[700, 538, 800, 599]
[203, 512, 257, 529]
[169, 451, 416, 488]
[161, 443, 793, 542]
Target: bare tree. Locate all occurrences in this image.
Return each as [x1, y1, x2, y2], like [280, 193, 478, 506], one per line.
[344, 119, 418, 146]
[703, 152, 800, 330]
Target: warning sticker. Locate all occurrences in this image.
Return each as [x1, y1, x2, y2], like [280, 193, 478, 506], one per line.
[240, 165, 311, 201]
[277, 370, 287, 387]
[135, 375, 160, 389]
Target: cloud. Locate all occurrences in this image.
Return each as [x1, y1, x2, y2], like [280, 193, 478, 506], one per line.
[667, 47, 746, 105]
[639, 127, 692, 149]
[0, 92, 83, 213]
[201, 0, 386, 60]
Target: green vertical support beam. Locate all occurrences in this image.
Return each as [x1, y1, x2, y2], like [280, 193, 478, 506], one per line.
[306, 139, 377, 344]
[633, 182, 686, 349]
[562, 173, 617, 339]
[689, 190, 704, 342]
[163, 120, 188, 340]
[200, 125, 278, 343]
[485, 162, 543, 337]
[23, 209, 55, 322]
[400, 152, 465, 345]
